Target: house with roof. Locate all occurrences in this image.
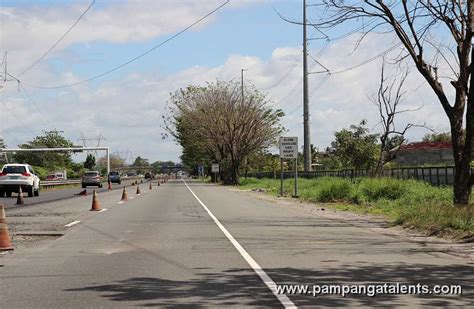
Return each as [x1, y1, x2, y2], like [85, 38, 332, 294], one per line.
[394, 141, 453, 166]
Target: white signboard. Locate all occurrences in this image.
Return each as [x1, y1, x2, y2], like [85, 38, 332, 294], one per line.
[211, 163, 220, 173]
[279, 136, 298, 159]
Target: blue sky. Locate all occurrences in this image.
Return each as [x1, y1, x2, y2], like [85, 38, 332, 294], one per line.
[0, 0, 450, 164]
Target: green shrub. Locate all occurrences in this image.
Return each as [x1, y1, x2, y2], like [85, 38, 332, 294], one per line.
[33, 166, 49, 180]
[359, 178, 407, 201]
[317, 178, 353, 202]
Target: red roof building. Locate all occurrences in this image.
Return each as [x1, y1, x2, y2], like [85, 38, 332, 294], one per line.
[395, 142, 453, 166]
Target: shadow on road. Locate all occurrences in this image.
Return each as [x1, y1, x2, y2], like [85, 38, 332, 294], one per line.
[65, 263, 473, 307]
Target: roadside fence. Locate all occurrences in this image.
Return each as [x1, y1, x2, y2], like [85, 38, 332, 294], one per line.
[247, 166, 474, 186]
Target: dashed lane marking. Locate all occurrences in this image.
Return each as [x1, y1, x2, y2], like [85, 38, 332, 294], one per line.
[64, 220, 81, 227]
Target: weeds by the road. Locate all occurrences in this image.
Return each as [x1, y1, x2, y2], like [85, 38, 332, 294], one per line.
[239, 177, 473, 239]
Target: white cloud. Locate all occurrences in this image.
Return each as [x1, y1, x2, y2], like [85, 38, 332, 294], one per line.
[0, 10, 452, 163]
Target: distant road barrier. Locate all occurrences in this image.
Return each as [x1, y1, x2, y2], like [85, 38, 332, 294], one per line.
[41, 180, 81, 189]
[40, 176, 144, 189]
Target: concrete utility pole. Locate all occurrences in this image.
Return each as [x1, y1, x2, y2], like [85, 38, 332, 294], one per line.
[303, 0, 312, 172]
[241, 68, 248, 177]
[241, 68, 247, 104]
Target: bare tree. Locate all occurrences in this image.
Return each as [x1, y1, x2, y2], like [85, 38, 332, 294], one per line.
[166, 81, 284, 185]
[371, 62, 428, 176]
[306, 1, 473, 205]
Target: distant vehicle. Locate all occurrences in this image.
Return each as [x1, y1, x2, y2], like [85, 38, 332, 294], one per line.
[82, 171, 103, 188]
[46, 170, 67, 181]
[0, 164, 40, 197]
[108, 171, 122, 184]
[144, 172, 155, 179]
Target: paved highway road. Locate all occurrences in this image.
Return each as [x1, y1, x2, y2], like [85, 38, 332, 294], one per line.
[1, 179, 472, 307]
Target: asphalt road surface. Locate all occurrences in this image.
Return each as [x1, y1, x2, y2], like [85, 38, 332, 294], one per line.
[0, 179, 472, 307]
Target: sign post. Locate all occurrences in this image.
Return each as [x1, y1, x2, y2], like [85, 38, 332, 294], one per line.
[279, 137, 298, 197]
[211, 163, 219, 183]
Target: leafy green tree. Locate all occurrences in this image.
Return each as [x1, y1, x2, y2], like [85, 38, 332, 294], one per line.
[97, 154, 125, 170]
[84, 154, 96, 169]
[132, 156, 149, 174]
[166, 81, 284, 185]
[151, 160, 176, 174]
[13, 130, 74, 169]
[331, 120, 379, 170]
[0, 137, 9, 165]
[132, 156, 149, 167]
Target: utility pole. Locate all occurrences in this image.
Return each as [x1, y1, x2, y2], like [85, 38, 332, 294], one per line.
[303, 0, 311, 172]
[241, 68, 247, 104]
[241, 68, 248, 178]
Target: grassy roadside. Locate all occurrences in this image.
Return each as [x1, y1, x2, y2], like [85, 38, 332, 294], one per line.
[239, 177, 473, 240]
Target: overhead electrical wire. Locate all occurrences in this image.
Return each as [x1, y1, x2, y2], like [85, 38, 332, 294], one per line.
[24, 0, 230, 90]
[17, 0, 96, 77]
[261, 55, 302, 91]
[18, 83, 54, 129]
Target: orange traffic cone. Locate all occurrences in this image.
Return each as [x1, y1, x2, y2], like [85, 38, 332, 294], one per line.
[90, 190, 101, 211]
[0, 204, 13, 251]
[108, 180, 112, 190]
[121, 187, 128, 201]
[16, 186, 24, 205]
[136, 185, 141, 195]
[149, 182, 152, 190]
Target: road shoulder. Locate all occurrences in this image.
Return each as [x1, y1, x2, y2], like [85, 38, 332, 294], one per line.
[231, 187, 474, 262]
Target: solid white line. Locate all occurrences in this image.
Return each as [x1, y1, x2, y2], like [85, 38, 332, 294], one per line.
[182, 179, 296, 308]
[64, 220, 80, 227]
[98, 208, 108, 213]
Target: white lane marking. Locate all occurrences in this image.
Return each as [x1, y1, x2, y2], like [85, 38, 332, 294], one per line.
[118, 201, 124, 204]
[130, 196, 134, 199]
[64, 220, 80, 227]
[98, 208, 108, 212]
[183, 179, 296, 308]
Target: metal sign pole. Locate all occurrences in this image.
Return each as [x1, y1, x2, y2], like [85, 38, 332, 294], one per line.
[293, 156, 298, 198]
[280, 158, 284, 197]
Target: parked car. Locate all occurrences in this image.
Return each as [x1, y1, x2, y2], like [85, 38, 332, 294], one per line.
[0, 164, 40, 197]
[82, 171, 103, 188]
[108, 171, 122, 184]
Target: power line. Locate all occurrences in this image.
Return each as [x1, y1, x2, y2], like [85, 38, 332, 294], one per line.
[24, 0, 230, 90]
[329, 43, 403, 75]
[17, 0, 96, 77]
[17, 83, 54, 129]
[261, 57, 302, 91]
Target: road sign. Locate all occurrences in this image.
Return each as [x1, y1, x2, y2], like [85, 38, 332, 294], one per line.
[211, 163, 219, 173]
[279, 137, 298, 159]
